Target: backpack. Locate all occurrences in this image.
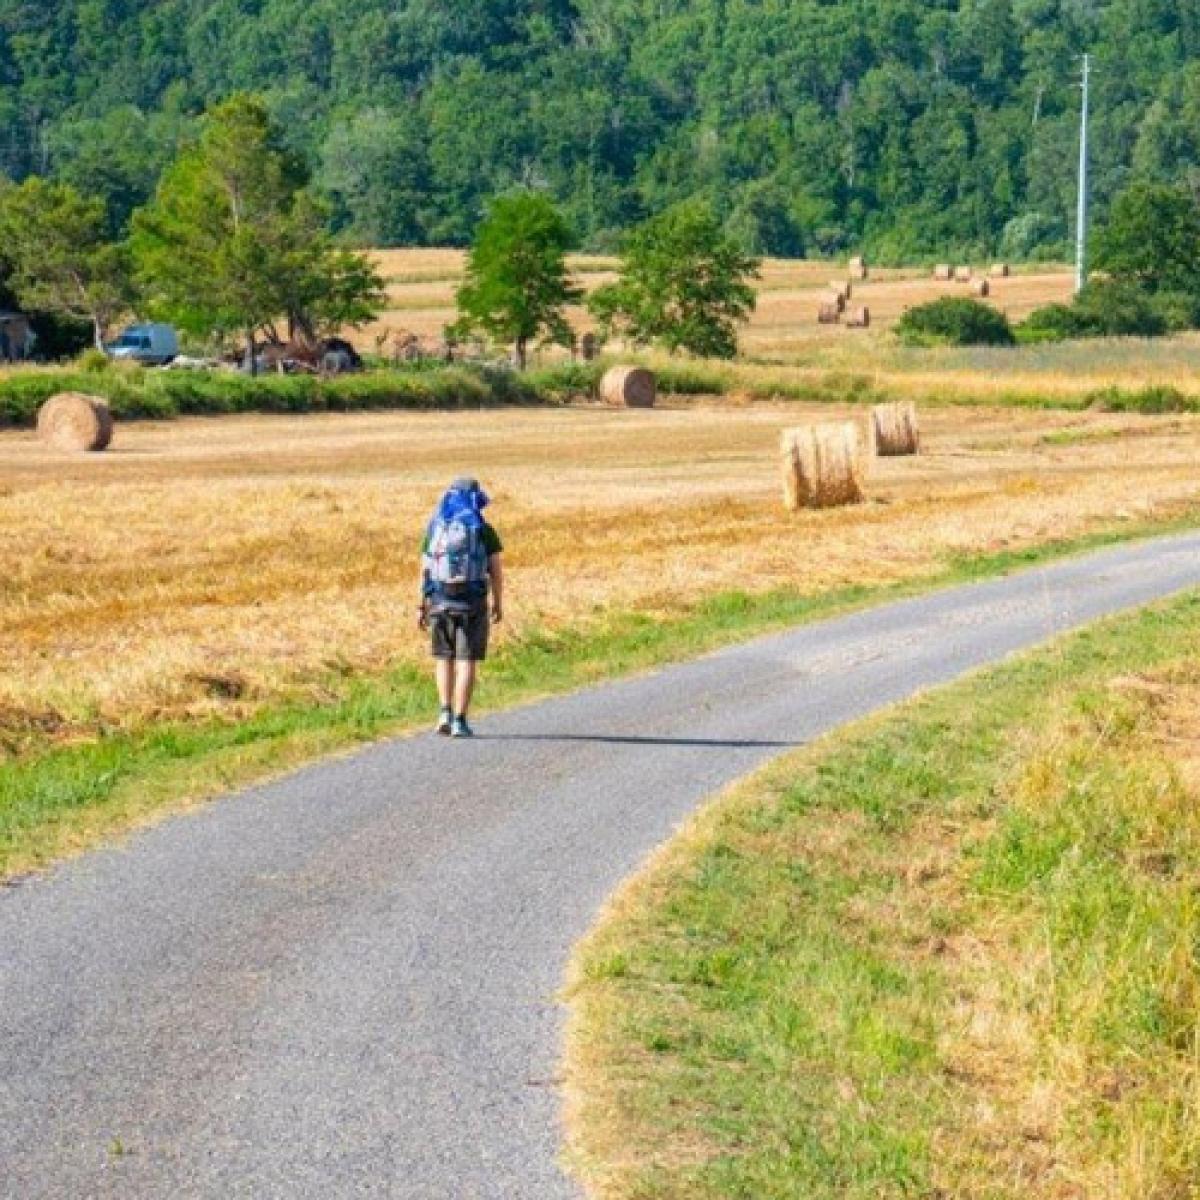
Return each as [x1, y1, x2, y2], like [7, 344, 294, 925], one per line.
[424, 511, 489, 611]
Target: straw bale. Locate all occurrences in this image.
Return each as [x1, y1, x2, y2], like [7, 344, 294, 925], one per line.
[934, 264, 953, 281]
[954, 265, 974, 282]
[849, 256, 868, 280]
[991, 262, 1011, 278]
[871, 401, 921, 457]
[973, 278, 991, 298]
[781, 422, 865, 510]
[847, 305, 871, 328]
[600, 365, 656, 408]
[818, 302, 842, 325]
[36, 393, 114, 452]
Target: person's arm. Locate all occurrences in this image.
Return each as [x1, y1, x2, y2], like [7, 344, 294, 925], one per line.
[488, 554, 504, 623]
[417, 532, 431, 629]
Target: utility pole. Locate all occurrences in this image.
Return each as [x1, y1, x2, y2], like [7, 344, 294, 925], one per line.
[1075, 54, 1091, 295]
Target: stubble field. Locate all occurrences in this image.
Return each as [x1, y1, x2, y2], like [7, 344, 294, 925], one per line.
[4, 400, 1200, 760]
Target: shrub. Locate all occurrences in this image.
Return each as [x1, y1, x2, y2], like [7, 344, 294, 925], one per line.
[1021, 280, 1186, 343]
[1087, 385, 1196, 415]
[895, 297, 1016, 347]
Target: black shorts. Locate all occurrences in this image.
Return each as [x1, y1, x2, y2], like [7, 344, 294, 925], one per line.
[430, 606, 490, 661]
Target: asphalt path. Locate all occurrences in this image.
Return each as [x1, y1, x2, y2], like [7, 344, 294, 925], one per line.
[4, 531, 1200, 1199]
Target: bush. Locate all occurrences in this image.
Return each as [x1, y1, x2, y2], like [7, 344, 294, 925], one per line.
[895, 297, 1016, 347]
[1086, 385, 1197, 414]
[1021, 280, 1191, 343]
[0, 364, 576, 428]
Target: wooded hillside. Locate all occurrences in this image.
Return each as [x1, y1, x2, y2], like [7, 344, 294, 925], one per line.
[1, 1, 1198, 257]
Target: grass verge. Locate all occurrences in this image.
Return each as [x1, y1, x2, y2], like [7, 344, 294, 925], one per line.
[2, 514, 1198, 884]
[563, 581, 1200, 1197]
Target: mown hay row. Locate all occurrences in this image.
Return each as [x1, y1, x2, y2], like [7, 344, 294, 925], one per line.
[781, 422, 865, 510]
[872, 400, 920, 457]
[36, 393, 114, 452]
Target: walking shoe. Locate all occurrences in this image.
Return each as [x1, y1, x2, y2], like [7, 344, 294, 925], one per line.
[436, 707, 453, 736]
[450, 715, 474, 738]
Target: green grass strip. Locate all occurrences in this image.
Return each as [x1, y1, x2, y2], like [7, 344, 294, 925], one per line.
[564, 571, 1200, 1198]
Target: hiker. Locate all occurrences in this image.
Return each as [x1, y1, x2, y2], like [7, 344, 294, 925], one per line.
[418, 477, 504, 737]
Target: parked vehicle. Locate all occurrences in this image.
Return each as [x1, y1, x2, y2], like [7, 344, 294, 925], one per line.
[106, 323, 179, 365]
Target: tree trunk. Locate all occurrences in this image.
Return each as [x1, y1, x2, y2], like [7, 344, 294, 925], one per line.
[515, 337, 527, 371]
[92, 317, 106, 353]
[246, 329, 258, 377]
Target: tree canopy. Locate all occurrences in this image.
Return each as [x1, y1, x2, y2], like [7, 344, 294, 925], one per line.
[454, 191, 579, 368]
[590, 202, 759, 358]
[4, 1, 1200, 258]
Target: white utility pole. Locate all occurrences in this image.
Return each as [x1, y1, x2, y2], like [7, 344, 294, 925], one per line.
[1075, 54, 1091, 295]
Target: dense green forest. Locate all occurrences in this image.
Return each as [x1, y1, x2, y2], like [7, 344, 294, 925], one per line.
[1, 1, 1199, 258]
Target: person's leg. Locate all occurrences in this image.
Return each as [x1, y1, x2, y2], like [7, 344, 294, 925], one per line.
[453, 659, 477, 717]
[436, 658, 454, 708]
[431, 614, 455, 733]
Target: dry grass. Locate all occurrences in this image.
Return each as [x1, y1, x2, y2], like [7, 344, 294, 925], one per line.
[359, 249, 1200, 400]
[3, 402, 1200, 756]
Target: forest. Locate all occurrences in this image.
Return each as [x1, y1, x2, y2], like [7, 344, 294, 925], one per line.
[1, 1, 1199, 259]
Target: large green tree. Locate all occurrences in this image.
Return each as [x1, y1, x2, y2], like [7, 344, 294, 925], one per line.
[1093, 183, 1200, 296]
[455, 191, 579, 369]
[0, 177, 134, 350]
[589, 202, 759, 359]
[131, 94, 384, 367]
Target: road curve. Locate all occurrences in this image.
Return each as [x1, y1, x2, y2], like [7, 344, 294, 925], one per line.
[3, 531, 1200, 1199]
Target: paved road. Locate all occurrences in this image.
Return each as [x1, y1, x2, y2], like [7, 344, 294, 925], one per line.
[3, 532, 1200, 1200]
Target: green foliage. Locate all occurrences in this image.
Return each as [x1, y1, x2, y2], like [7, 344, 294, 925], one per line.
[131, 95, 384, 360]
[454, 192, 580, 369]
[1093, 183, 1200, 295]
[6, 3, 1200, 257]
[0, 177, 134, 348]
[895, 298, 1015, 347]
[1021, 279, 1193, 343]
[589, 202, 759, 359]
[1086, 385, 1197, 414]
[0, 364, 562, 428]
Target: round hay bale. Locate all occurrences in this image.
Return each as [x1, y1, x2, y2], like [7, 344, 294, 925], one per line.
[818, 302, 842, 325]
[601, 365, 656, 408]
[781, 422, 865, 511]
[954, 265, 974, 282]
[991, 262, 1011, 278]
[830, 281, 852, 301]
[871, 401, 920, 457]
[849, 256, 868, 281]
[973, 278, 991, 298]
[934, 264, 953, 281]
[36, 393, 114, 453]
[847, 305, 871, 329]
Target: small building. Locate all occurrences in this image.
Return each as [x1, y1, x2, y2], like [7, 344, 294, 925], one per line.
[0, 311, 35, 363]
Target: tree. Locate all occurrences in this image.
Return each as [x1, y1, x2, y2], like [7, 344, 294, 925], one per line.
[589, 202, 759, 359]
[454, 191, 579, 369]
[0, 178, 134, 350]
[131, 94, 384, 369]
[1093, 183, 1200, 296]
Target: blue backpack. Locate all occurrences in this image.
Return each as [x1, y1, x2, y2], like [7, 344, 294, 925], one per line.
[424, 509, 489, 611]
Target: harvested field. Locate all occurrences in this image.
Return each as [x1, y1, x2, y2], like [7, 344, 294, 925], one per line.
[360, 249, 1200, 403]
[3, 402, 1200, 757]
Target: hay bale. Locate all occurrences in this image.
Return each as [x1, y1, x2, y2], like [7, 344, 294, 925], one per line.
[600, 365, 656, 408]
[818, 302, 842, 325]
[849, 256, 868, 280]
[871, 401, 920, 457]
[954, 265, 974, 282]
[934, 264, 953, 281]
[847, 305, 871, 329]
[991, 262, 1011, 278]
[973, 278, 991, 298]
[781, 422, 865, 510]
[830, 281, 852, 301]
[36, 393, 114, 452]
